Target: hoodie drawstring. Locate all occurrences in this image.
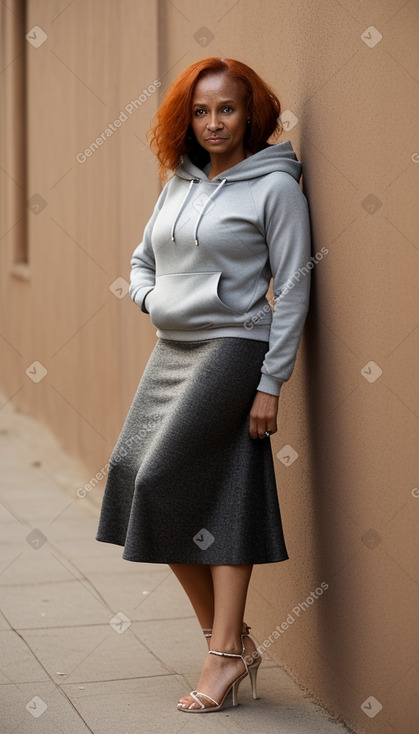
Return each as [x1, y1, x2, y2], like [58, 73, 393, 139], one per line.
[193, 178, 227, 246]
[171, 177, 227, 247]
[171, 179, 198, 243]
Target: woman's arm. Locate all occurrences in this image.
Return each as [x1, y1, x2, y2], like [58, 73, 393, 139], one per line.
[258, 173, 312, 397]
[249, 173, 312, 438]
[129, 185, 169, 312]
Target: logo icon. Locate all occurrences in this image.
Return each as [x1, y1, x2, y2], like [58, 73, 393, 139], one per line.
[26, 529, 47, 550]
[109, 277, 129, 299]
[361, 27, 383, 48]
[193, 27, 214, 47]
[361, 529, 382, 550]
[109, 611, 131, 634]
[278, 110, 299, 132]
[26, 26, 48, 48]
[193, 194, 215, 214]
[26, 696, 48, 718]
[361, 361, 382, 383]
[361, 695, 382, 717]
[27, 194, 47, 214]
[361, 194, 382, 215]
[26, 361, 48, 383]
[276, 444, 299, 466]
[193, 528, 215, 550]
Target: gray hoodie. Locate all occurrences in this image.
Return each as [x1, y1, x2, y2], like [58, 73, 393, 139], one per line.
[129, 140, 311, 396]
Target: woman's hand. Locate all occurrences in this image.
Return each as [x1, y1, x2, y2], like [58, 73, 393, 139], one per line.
[249, 391, 279, 440]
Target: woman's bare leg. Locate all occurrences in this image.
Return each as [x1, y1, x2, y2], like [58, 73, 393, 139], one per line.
[169, 563, 214, 631]
[210, 564, 252, 650]
[177, 564, 253, 710]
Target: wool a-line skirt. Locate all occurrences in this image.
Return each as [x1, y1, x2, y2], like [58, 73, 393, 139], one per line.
[95, 337, 289, 565]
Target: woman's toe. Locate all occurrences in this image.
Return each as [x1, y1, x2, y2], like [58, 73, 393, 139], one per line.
[177, 694, 196, 708]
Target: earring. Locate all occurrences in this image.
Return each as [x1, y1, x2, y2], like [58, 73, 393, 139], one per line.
[247, 119, 251, 124]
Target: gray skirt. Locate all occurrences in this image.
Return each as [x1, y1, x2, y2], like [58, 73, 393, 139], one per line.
[96, 337, 289, 564]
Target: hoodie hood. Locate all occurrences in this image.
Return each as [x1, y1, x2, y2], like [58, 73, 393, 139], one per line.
[176, 140, 302, 183]
[170, 141, 302, 246]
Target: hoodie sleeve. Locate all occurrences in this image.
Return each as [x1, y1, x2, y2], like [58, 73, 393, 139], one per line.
[257, 174, 311, 396]
[128, 184, 169, 313]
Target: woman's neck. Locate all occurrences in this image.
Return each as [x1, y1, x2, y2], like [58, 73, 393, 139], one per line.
[207, 149, 252, 180]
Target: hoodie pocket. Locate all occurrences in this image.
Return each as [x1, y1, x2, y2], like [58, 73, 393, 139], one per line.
[147, 271, 241, 331]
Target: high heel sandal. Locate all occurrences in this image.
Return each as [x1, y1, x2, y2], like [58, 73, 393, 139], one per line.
[202, 622, 261, 699]
[177, 640, 258, 712]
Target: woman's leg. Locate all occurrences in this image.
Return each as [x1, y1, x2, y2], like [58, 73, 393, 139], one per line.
[210, 564, 253, 650]
[169, 563, 214, 630]
[177, 563, 254, 710]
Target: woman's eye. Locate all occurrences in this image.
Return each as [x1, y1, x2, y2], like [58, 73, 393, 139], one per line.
[193, 106, 234, 116]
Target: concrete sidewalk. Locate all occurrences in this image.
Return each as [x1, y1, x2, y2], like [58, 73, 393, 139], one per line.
[0, 397, 355, 734]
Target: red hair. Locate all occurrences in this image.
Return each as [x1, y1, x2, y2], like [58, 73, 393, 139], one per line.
[147, 57, 283, 181]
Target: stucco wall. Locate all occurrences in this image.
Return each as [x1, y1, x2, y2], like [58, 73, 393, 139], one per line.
[1, 1, 418, 732]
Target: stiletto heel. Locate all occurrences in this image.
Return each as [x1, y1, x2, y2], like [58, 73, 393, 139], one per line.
[231, 676, 241, 706]
[248, 658, 260, 699]
[241, 624, 261, 699]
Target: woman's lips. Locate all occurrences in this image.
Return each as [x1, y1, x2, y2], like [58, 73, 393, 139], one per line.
[206, 137, 226, 144]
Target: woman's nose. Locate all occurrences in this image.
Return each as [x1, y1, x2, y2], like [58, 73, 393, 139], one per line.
[207, 112, 222, 130]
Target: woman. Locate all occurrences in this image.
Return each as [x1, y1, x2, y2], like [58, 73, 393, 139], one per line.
[96, 57, 311, 713]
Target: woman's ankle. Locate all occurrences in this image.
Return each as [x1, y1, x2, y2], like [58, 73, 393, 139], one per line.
[209, 636, 243, 654]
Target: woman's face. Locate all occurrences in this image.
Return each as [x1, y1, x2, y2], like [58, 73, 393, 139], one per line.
[190, 72, 249, 165]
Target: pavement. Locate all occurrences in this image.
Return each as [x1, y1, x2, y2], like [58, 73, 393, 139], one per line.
[0, 395, 355, 734]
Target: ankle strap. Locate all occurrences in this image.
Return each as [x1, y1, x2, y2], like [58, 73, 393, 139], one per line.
[209, 643, 245, 659]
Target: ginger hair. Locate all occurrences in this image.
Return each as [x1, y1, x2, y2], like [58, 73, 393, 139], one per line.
[147, 57, 282, 181]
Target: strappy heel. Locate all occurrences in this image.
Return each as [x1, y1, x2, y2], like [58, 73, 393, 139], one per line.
[241, 624, 261, 699]
[201, 622, 261, 700]
[177, 641, 251, 712]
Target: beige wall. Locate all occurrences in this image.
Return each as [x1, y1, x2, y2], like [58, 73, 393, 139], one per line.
[1, 1, 418, 732]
